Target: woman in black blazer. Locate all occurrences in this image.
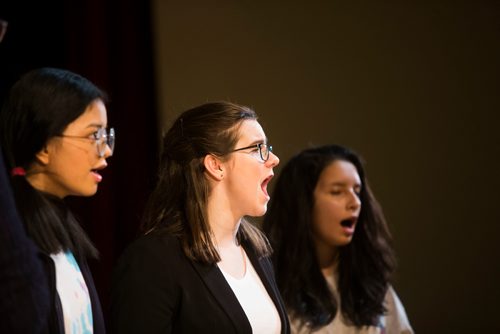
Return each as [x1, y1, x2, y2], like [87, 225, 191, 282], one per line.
[111, 102, 289, 334]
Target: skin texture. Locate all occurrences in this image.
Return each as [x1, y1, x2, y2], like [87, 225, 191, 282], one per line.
[312, 160, 361, 273]
[27, 99, 112, 198]
[206, 119, 279, 278]
[216, 119, 279, 220]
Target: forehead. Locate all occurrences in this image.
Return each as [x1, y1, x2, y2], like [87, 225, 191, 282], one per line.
[317, 160, 361, 186]
[66, 99, 108, 130]
[235, 119, 266, 144]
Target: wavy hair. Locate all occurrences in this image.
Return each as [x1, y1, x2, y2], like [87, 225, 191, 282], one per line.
[0, 67, 107, 260]
[142, 101, 271, 264]
[263, 144, 396, 329]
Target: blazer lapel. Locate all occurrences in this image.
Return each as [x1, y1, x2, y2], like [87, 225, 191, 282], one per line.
[190, 259, 252, 334]
[243, 240, 290, 334]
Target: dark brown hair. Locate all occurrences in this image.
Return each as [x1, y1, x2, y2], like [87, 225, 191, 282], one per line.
[263, 144, 397, 329]
[142, 101, 271, 264]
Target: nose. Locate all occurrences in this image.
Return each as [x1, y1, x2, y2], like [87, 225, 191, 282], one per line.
[347, 191, 361, 212]
[266, 152, 279, 168]
[101, 142, 113, 159]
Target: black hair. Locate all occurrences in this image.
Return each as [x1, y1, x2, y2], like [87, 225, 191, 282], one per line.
[0, 67, 107, 260]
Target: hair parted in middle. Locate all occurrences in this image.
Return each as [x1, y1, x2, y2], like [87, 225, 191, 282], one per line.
[142, 101, 271, 264]
[263, 144, 397, 329]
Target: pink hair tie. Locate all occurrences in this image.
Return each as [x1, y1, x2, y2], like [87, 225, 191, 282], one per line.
[11, 167, 26, 177]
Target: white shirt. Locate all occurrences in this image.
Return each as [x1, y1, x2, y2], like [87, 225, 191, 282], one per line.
[220, 251, 281, 334]
[291, 274, 413, 334]
[51, 251, 93, 334]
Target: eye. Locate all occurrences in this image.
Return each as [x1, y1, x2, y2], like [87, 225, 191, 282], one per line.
[91, 128, 107, 141]
[90, 131, 100, 140]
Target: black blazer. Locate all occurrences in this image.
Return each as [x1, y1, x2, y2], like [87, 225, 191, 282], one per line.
[111, 232, 290, 334]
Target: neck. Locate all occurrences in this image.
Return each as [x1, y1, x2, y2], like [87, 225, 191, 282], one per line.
[207, 190, 241, 249]
[315, 240, 339, 278]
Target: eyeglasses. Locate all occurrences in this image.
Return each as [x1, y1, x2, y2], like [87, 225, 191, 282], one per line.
[57, 127, 115, 157]
[230, 143, 272, 162]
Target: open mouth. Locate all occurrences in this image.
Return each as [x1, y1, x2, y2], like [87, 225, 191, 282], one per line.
[261, 175, 273, 197]
[340, 218, 356, 228]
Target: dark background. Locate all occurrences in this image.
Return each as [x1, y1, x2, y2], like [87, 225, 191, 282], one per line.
[1, 1, 499, 332]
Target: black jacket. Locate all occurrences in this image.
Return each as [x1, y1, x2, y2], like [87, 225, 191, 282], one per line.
[111, 232, 290, 334]
[0, 150, 105, 333]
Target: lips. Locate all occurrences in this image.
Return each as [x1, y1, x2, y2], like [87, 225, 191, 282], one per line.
[91, 163, 107, 183]
[91, 170, 103, 182]
[340, 217, 357, 235]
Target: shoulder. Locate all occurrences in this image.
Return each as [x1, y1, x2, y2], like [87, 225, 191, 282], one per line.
[114, 232, 184, 277]
[124, 231, 180, 253]
[383, 285, 414, 333]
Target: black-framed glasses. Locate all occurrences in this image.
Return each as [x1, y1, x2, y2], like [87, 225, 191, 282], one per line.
[230, 143, 272, 162]
[58, 127, 115, 158]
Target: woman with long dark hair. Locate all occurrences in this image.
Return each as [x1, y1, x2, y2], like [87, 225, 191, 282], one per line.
[0, 67, 114, 333]
[263, 145, 413, 333]
[111, 101, 289, 333]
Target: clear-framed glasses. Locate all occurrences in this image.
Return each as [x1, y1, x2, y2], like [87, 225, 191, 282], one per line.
[58, 127, 115, 157]
[230, 143, 272, 162]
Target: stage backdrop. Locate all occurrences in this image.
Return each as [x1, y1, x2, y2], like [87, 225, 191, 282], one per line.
[151, 1, 500, 333]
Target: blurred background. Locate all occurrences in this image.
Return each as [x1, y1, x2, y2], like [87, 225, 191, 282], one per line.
[1, 1, 499, 332]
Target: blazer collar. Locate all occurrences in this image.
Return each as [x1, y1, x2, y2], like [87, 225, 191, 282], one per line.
[190, 239, 289, 334]
[190, 255, 252, 334]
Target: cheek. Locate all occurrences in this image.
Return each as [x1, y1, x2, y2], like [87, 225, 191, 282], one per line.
[312, 200, 342, 231]
[314, 198, 340, 220]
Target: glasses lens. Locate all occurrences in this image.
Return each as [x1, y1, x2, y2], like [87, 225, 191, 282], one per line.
[97, 128, 115, 157]
[107, 128, 115, 154]
[260, 144, 270, 161]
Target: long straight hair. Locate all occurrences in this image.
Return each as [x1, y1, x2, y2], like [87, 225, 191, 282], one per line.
[0, 67, 107, 260]
[142, 101, 271, 264]
[263, 145, 396, 329]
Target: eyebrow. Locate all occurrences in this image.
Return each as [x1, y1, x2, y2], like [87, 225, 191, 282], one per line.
[326, 182, 362, 188]
[246, 137, 268, 146]
[85, 123, 106, 129]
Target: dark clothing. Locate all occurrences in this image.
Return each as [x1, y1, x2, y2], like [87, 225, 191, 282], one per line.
[0, 150, 105, 333]
[111, 232, 290, 334]
[0, 151, 50, 333]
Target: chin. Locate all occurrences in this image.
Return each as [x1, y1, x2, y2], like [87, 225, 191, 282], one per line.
[335, 238, 353, 247]
[247, 205, 268, 217]
[80, 187, 99, 197]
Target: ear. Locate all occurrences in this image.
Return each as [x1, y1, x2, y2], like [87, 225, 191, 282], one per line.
[35, 145, 51, 166]
[203, 154, 224, 181]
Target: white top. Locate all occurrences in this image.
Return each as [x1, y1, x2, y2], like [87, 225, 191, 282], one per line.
[219, 251, 281, 334]
[291, 274, 413, 334]
[50, 251, 93, 334]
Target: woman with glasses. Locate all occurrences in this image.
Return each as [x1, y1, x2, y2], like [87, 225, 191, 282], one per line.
[111, 101, 289, 334]
[263, 145, 413, 334]
[0, 67, 114, 333]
